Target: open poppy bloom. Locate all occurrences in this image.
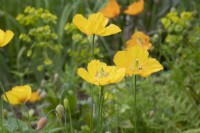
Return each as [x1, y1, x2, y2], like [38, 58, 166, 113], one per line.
[2, 85, 32, 105]
[113, 46, 163, 77]
[29, 91, 41, 103]
[0, 29, 14, 47]
[72, 12, 121, 36]
[126, 31, 152, 50]
[78, 60, 126, 86]
[101, 0, 120, 19]
[124, 0, 144, 15]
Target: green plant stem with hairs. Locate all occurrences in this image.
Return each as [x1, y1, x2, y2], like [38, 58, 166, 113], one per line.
[0, 99, 3, 132]
[23, 103, 32, 133]
[90, 34, 95, 132]
[131, 75, 137, 133]
[55, 110, 66, 133]
[134, 75, 137, 133]
[0, 82, 22, 133]
[99, 86, 104, 133]
[92, 35, 95, 59]
[68, 106, 73, 133]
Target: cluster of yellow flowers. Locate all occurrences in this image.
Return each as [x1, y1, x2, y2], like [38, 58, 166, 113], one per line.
[72, 12, 163, 86]
[101, 0, 144, 19]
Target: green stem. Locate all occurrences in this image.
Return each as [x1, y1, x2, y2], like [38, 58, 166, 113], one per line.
[99, 86, 104, 133]
[56, 111, 66, 133]
[134, 75, 137, 133]
[92, 35, 95, 59]
[0, 99, 3, 132]
[23, 103, 32, 133]
[90, 85, 93, 133]
[68, 106, 73, 133]
[64, 110, 67, 133]
[0, 82, 22, 132]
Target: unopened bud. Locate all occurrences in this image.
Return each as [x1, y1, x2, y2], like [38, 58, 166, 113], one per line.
[3, 109, 8, 119]
[63, 98, 69, 109]
[40, 90, 47, 98]
[53, 73, 59, 83]
[149, 110, 155, 117]
[41, 79, 46, 88]
[55, 104, 65, 119]
[36, 116, 47, 131]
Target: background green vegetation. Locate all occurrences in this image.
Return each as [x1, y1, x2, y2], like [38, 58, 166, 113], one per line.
[0, 0, 200, 133]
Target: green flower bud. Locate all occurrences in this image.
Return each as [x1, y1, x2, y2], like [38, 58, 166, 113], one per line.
[64, 98, 69, 109]
[55, 104, 65, 119]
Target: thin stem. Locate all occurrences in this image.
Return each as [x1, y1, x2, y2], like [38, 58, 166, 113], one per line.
[134, 75, 137, 133]
[0, 82, 22, 132]
[89, 34, 95, 132]
[0, 99, 3, 132]
[99, 86, 104, 133]
[59, 89, 67, 104]
[23, 103, 32, 133]
[46, 109, 56, 117]
[64, 110, 67, 132]
[92, 35, 95, 59]
[55, 110, 66, 133]
[89, 85, 93, 133]
[68, 106, 74, 133]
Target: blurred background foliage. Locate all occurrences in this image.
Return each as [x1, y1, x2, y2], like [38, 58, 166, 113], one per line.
[0, 0, 200, 133]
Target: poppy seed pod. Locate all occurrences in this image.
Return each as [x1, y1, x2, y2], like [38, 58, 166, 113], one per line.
[36, 116, 47, 131]
[55, 104, 65, 119]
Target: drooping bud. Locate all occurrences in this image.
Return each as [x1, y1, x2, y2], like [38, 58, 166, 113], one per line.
[36, 116, 47, 131]
[53, 73, 59, 83]
[55, 104, 65, 119]
[63, 98, 69, 109]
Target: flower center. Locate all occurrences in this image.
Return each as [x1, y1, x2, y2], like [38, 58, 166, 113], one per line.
[132, 58, 142, 71]
[95, 67, 108, 79]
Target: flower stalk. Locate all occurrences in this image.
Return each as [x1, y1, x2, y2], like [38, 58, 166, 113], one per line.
[99, 86, 105, 133]
[134, 75, 137, 133]
[23, 103, 32, 133]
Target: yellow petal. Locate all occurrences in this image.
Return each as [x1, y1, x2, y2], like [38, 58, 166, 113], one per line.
[0, 29, 5, 43]
[11, 85, 32, 103]
[78, 68, 99, 86]
[0, 30, 14, 47]
[2, 91, 21, 105]
[141, 58, 163, 77]
[72, 14, 91, 35]
[110, 68, 126, 83]
[124, 0, 144, 15]
[101, 0, 120, 19]
[99, 24, 121, 36]
[29, 91, 41, 103]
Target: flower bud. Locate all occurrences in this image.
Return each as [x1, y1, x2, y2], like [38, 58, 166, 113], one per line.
[53, 73, 59, 83]
[63, 98, 69, 109]
[36, 116, 47, 131]
[55, 104, 65, 119]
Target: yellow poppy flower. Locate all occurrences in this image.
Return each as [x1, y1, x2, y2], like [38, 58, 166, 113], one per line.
[72, 12, 121, 36]
[2, 85, 32, 105]
[78, 60, 126, 86]
[29, 91, 41, 103]
[101, 0, 120, 19]
[126, 31, 152, 50]
[124, 0, 144, 15]
[0, 29, 14, 47]
[113, 46, 163, 77]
